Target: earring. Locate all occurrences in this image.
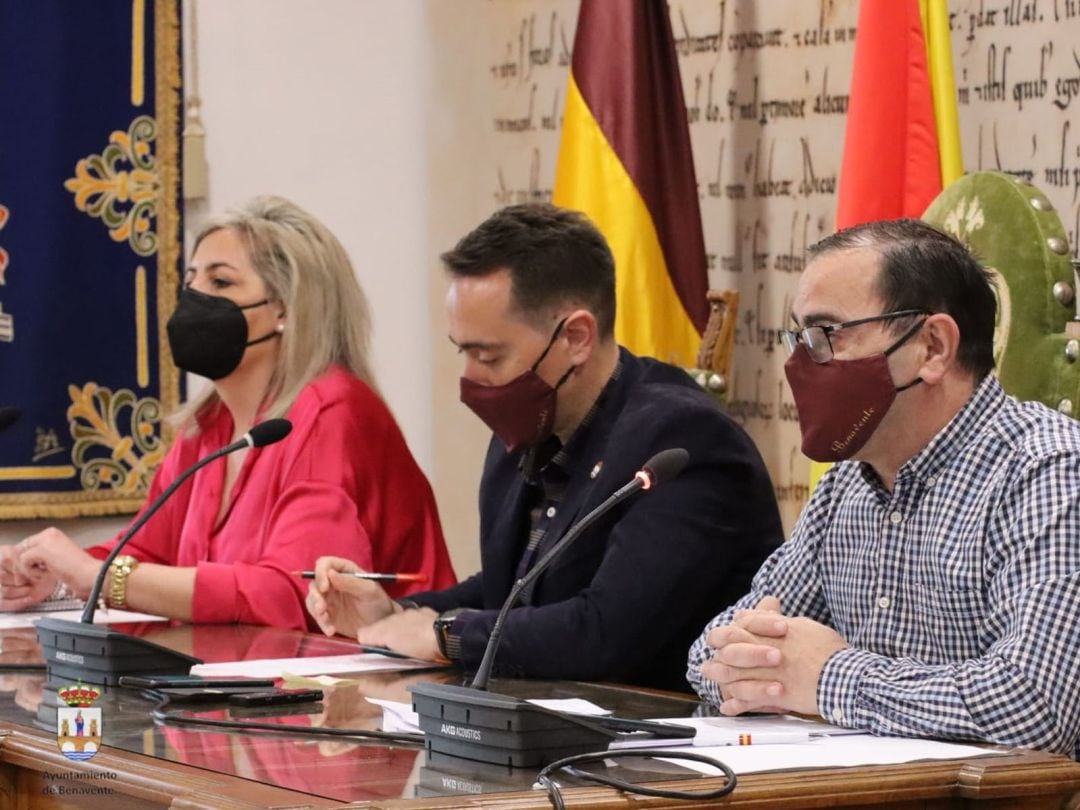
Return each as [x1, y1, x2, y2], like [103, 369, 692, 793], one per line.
[275, 323, 285, 334]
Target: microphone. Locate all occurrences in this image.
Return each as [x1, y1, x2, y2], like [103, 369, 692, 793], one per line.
[36, 418, 293, 685]
[0, 407, 21, 433]
[244, 418, 293, 449]
[409, 448, 690, 767]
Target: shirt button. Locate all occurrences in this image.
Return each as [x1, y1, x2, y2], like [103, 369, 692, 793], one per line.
[890, 511, 903, 525]
[545, 506, 556, 518]
[831, 707, 844, 723]
[877, 596, 890, 609]
[925, 476, 936, 487]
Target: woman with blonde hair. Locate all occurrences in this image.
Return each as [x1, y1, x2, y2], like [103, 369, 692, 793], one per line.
[0, 196, 455, 627]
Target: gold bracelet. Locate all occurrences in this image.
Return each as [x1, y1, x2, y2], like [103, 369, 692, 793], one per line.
[107, 555, 139, 608]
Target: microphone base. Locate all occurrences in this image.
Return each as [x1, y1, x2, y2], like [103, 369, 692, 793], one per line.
[408, 682, 615, 768]
[36, 618, 201, 686]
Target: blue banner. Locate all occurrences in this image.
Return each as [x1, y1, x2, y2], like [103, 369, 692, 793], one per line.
[0, 0, 182, 518]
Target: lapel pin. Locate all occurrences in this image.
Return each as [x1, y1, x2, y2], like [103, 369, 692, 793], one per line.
[590, 461, 603, 479]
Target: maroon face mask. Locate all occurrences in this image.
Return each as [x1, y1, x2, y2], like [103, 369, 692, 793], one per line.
[459, 320, 574, 453]
[784, 322, 924, 462]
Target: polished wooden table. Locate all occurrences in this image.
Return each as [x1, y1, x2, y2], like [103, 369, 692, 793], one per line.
[0, 621, 1077, 808]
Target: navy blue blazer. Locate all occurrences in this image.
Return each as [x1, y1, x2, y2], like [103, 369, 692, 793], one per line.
[411, 348, 782, 691]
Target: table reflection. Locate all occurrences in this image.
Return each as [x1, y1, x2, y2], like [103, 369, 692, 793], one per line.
[0, 627, 45, 714]
[0, 622, 711, 805]
[161, 671, 457, 801]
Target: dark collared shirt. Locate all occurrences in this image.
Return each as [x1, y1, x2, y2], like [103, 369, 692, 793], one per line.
[514, 359, 624, 592]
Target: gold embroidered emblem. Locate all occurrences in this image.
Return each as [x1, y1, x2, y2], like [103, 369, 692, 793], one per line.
[64, 115, 160, 256]
[67, 382, 164, 494]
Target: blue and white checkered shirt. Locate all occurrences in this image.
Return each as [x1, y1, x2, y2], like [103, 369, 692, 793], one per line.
[687, 375, 1080, 757]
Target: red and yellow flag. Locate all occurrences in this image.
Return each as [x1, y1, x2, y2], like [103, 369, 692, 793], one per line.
[554, 0, 707, 366]
[812, 0, 962, 487]
[835, 0, 962, 230]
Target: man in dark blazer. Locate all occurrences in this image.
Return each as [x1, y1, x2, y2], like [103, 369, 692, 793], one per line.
[306, 203, 782, 692]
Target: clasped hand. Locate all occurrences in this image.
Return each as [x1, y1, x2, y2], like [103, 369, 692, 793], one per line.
[700, 596, 848, 717]
[0, 529, 99, 611]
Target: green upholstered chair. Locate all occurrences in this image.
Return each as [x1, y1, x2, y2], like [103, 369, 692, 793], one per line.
[922, 171, 1080, 419]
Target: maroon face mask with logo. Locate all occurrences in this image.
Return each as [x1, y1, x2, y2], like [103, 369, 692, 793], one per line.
[459, 320, 574, 453]
[784, 321, 924, 462]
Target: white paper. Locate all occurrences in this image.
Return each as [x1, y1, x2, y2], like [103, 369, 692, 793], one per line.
[681, 714, 857, 745]
[528, 698, 611, 716]
[610, 713, 859, 749]
[648, 733, 1004, 776]
[672, 713, 856, 736]
[190, 653, 441, 679]
[368, 698, 421, 733]
[367, 696, 611, 735]
[0, 608, 168, 630]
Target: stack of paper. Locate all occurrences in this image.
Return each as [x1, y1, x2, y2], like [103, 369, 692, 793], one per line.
[0, 608, 168, 630]
[369, 697, 611, 735]
[656, 733, 1004, 776]
[190, 653, 442, 679]
[610, 713, 860, 749]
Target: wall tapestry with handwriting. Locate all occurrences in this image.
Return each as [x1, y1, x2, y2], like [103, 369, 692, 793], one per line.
[441, 0, 1080, 532]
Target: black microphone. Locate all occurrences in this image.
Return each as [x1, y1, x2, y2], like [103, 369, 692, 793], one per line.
[0, 406, 21, 433]
[36, 418, 292, 685]
[245, 418, 293, 448]
[409, 448, 690, 767]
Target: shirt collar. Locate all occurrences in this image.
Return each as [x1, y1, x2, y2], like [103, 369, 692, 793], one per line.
[520, 357, 624, 484]
[872, 374, 1008, 487]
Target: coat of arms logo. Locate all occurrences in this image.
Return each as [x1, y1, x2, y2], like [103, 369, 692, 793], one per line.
[56, 682, 102, 761]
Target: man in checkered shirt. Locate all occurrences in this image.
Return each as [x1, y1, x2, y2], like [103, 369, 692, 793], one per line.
[687, 218, 1080, 757]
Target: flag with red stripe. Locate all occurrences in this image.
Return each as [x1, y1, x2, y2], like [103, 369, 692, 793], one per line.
[554, 0, 707, 365]
[836, 0, 950, 229]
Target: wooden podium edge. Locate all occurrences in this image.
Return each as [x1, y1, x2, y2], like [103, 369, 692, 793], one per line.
[3, 720, 1079, 809]
[0, 723, 344, 809]
[362, 748, 1080, 810]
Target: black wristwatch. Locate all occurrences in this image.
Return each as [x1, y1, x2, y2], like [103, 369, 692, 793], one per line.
[433, 608, 467, 661]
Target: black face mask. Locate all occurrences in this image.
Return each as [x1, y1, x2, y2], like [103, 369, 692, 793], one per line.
[166, 288, 280, 380]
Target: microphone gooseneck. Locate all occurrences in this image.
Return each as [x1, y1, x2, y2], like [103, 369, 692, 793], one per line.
[470, 447, 689, 690]
[79, 418, 293, 623]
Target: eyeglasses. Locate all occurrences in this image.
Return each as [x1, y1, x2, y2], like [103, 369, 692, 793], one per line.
[780, 309, 928, 364]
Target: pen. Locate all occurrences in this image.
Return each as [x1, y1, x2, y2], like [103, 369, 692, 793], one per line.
[609, 727, 816, 751]
[358, 644, 413, 660]
[700, 731, 813, 746]
[595, 716, 698, 738]
[291, 571, 428, 584]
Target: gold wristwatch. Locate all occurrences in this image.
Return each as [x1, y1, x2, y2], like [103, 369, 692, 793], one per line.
[107, 555, 139, 608]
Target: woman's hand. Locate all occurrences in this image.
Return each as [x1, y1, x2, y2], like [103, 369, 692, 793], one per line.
[4, 529, 102, 609]
[0, 542, 56, 611]
[305, 556, 398, 638]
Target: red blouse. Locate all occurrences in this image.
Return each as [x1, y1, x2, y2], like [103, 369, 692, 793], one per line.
[89, 366, 456, 629]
